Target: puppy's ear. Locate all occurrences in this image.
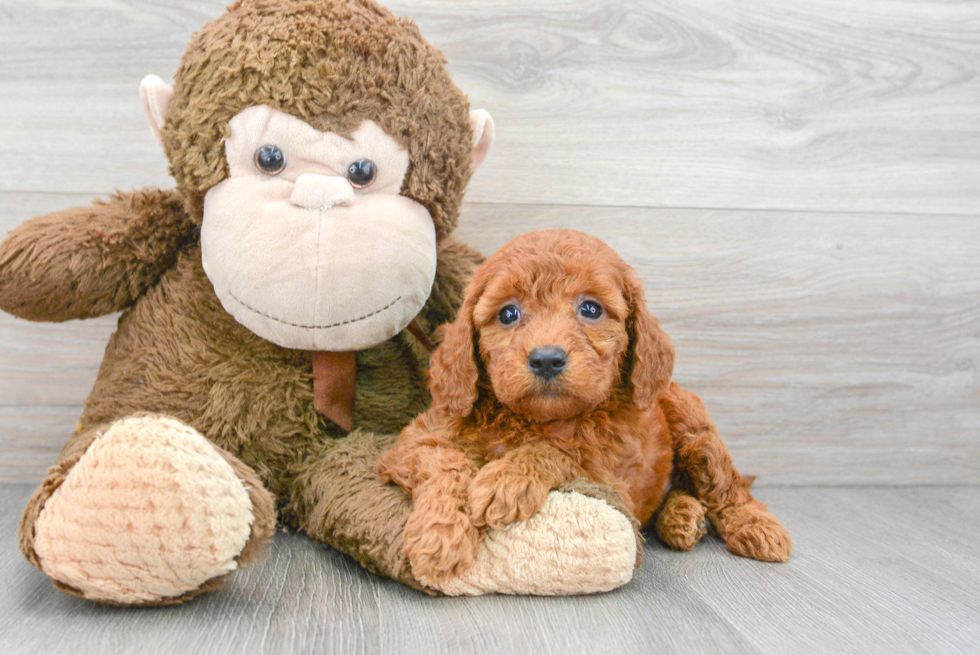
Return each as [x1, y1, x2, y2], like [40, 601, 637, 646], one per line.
[428, 280, 484, 417]
[625, 271, 675, 410]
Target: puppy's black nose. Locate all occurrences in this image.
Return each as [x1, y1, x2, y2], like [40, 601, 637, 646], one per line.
[528, 346, 567, 380]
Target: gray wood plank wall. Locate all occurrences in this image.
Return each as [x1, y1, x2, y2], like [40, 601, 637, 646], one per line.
[0, 0, 977, 485]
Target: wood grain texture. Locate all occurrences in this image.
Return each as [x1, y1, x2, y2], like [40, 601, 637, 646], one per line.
[0, 1, 977, 650]
[654, 486, 980, 654]
[2, 195, 978, 485]
[0, 2, 977, 484]
[0, 407, 83, 483]
[2, 483, 978, 655]
[0, 0, 978, 214]
[456, 204, 980, 486]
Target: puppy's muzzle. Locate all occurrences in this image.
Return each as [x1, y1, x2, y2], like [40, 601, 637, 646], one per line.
[528, 346, 567, 380]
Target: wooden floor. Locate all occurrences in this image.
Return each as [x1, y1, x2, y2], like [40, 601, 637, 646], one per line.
[1, 483, 977, 655]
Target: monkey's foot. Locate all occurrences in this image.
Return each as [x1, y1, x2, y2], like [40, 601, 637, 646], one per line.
[420, 490, 638, 596]
[31, 416, 258, 605]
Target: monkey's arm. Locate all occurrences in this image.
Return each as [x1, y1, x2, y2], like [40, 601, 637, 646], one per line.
[292, 429, 642, 596]
[0, 188, 195, 321]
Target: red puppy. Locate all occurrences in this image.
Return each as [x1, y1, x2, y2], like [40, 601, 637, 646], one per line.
[379, 229, 791, 583]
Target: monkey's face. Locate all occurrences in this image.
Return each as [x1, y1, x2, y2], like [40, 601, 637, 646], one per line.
[201, 106, 437, 351]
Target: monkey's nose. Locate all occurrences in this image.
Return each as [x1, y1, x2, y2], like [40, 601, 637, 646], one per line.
[528, 346, 567, 380]
[290, 174, 355, 210]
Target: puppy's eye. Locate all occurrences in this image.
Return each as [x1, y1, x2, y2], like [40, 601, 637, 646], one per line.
[347, 159, 377, 188]
[498, 305, 521, 326]
[254, 145, 286, 175]
[578, 300, 603, 320]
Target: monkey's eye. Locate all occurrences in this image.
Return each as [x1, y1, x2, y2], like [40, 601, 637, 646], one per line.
[498, 305, 521, 326]
[578, 300, 603, 320]
[254, 145, 286, 175]
[347, 159, 377, 188]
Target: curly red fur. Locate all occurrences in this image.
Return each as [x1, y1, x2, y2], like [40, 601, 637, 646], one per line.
[656, 490, 707, 551]
[378, 229, 792, 582]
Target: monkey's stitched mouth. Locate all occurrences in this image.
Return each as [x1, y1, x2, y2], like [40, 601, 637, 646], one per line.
[227, 291, 403, 329]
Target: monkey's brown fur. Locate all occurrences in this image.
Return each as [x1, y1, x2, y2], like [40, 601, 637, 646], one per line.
[379, 230, 792, 583]
[1, 0, 638, 604]
[164, 0, 474, 240]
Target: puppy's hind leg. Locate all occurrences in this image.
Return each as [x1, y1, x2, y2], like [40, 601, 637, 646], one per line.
[661, 383, 792, 563]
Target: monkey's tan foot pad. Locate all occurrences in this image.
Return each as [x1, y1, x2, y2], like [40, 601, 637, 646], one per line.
[32, 416, 255, 604]
[421, 491, 637, 596]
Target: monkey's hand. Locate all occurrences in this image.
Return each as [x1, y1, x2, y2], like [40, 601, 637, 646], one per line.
[421, 481, 642, 596]
[0, 188, 194, 321]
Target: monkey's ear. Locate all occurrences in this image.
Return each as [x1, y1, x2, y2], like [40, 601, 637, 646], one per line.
[140, 74, 174, 145]
[469, 109, 495, 169]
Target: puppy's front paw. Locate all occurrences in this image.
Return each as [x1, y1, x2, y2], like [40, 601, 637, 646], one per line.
[656, 490, 708, 552]
[402, 507, 480, 584]
[468, 460, 550, 529]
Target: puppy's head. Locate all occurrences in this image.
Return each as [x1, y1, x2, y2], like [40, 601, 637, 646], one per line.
[429, 229, 674, 422]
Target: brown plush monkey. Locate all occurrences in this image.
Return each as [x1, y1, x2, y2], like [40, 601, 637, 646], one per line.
[0, 0, 642, 605]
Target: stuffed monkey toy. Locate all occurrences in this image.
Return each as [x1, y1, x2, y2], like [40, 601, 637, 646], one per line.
[0, 0, 642, 605]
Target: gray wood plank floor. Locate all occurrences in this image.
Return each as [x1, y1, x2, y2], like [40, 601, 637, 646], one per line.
[1, 1, 978, 486]
[1, 484, 977, 655]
